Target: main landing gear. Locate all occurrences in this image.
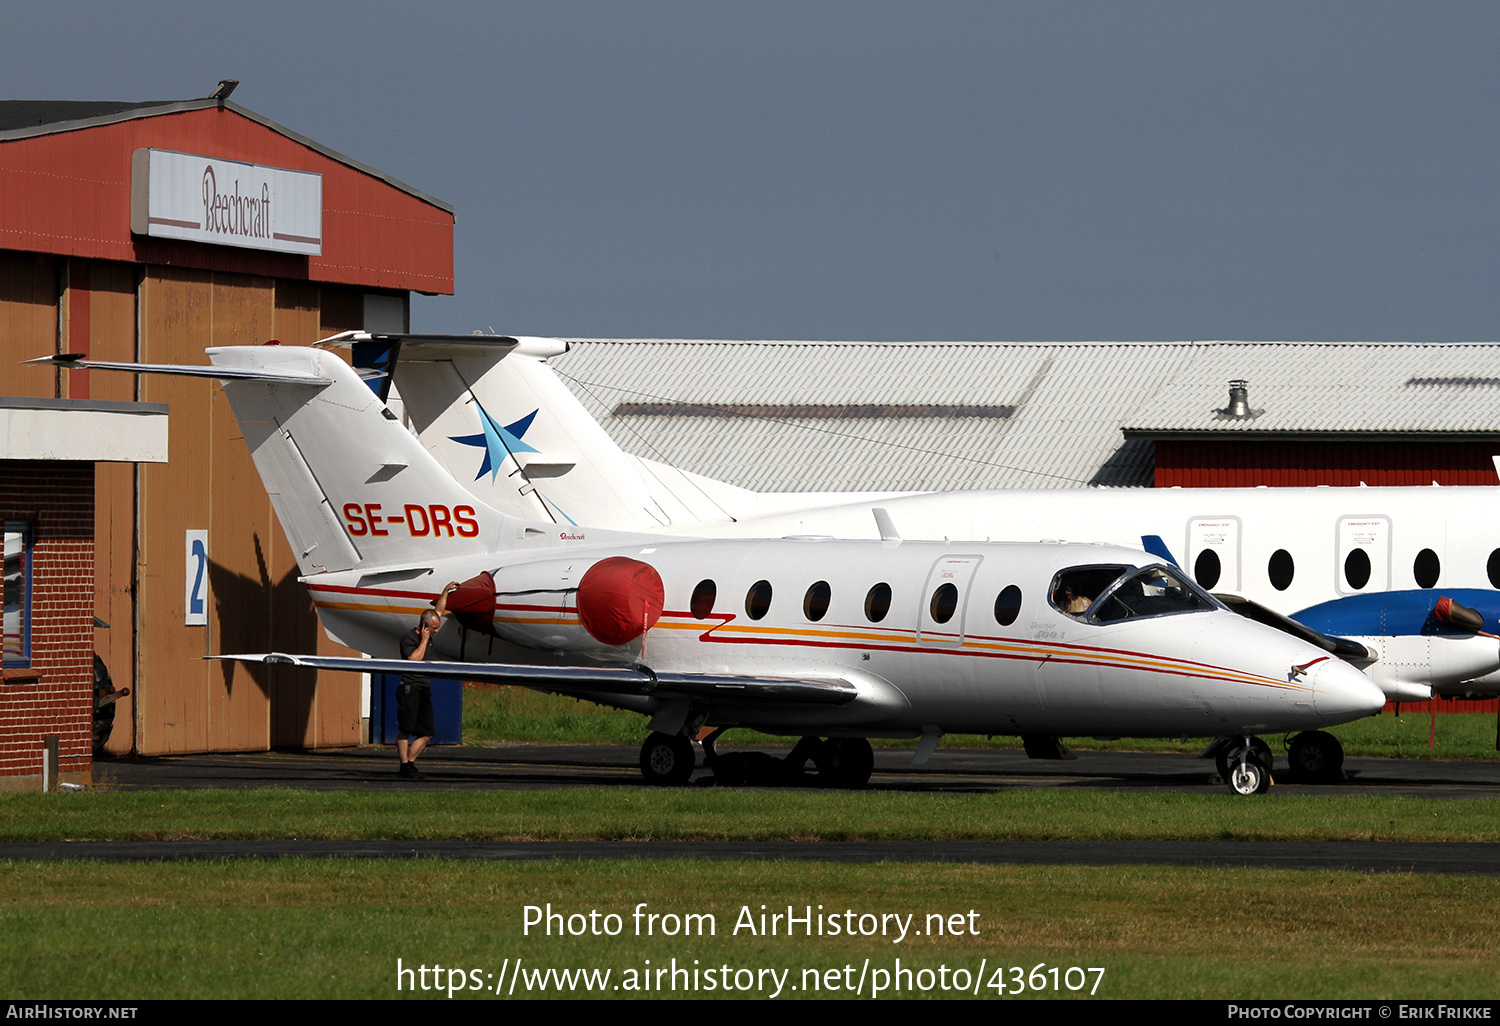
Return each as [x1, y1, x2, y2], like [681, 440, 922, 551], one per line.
[1285, 730, 1345, 784]
[639, 731, 696, 787]
[636, 730, 875, 789]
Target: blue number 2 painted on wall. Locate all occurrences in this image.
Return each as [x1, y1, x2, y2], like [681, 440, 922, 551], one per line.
[189, 539, 206, 617]
[185, 530, 209, 626]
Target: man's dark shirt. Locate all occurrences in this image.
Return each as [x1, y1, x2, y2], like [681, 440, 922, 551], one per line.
[399, 627, 435, 688]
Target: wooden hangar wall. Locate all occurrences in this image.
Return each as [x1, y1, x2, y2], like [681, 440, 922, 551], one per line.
[0, 99, 455, 755]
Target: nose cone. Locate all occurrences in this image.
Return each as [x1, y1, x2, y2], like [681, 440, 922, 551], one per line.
[1309, 656, 1386, 725]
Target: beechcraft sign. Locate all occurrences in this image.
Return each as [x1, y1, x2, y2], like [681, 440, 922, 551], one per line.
[130, 148, 322, 255]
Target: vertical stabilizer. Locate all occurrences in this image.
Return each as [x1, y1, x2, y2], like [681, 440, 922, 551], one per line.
[365, 335, 682, 530]
[207, 345, 513, 574]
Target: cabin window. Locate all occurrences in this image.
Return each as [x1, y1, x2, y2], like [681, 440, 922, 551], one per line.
[1487, 549, 1500, 589]
[1268, 549, 1294, 591]
[745, 580, 773, 620]
[803, 580, 831, 621]
[1091, 565, 1215, 623]
[1193, 549, 1222, 590]
[864, 582, 892, 623]
[929, 583, 959, 624]
[993, 585, 1022, 626]
[1344, 548, 1372, 590]
[1050, 565, 1130, 618]
[1413, 549, 1440, 589]
[690, 579, 717, 619]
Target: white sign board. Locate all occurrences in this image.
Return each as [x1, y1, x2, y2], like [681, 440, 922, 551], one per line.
[185, 530, 209, 626]
[131, 148, 322, 255]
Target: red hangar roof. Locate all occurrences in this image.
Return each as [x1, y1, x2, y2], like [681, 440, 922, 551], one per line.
[0, 97, 453, 295]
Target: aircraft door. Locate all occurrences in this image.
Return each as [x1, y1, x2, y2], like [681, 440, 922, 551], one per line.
[918, 555, 982, 646]
[1336, 516, 1391, 595]
[1185, 516, 1241, 591]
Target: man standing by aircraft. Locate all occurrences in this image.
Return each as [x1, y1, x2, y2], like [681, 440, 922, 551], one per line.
[398, 582, 460, 779]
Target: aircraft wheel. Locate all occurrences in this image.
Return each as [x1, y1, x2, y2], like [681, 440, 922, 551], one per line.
[814, 737, 874, 789]
[1287, 731, 1343, 783]
[1217, 737, 1271, 782]
[639, 732, 695, 786]
[92, 655, 116, 755]
[1224, 745, 1272, 796]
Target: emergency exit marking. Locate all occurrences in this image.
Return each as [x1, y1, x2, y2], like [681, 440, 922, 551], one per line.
[185, 530, 208, 626]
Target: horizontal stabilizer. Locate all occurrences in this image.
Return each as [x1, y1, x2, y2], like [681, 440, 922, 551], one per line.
[23, 354, 336, 386]
[212, 652, 859, 706]
[316, 331, 567, 359]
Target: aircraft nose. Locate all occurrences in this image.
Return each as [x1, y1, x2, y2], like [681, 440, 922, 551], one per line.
[1309, 656, 1386, 724]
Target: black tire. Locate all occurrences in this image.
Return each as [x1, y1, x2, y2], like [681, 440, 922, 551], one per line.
[1287, 730, 1344, 784]
[1224, 745, 1272, 795]
[92, 654, 116, 755]
[814, 737, 875, 789]
[1218, 737, 1272, 783]
[639, 732, 695, 786]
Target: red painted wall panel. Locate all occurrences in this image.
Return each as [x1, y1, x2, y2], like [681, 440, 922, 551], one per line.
[1155, 440, 1500, 488]
[0, 107, 453, 294]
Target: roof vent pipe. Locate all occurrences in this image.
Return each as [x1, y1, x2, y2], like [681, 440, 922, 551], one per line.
[1226, 379, 1251, 418]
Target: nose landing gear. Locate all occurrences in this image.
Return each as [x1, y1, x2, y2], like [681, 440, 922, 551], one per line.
[1214, 736, 1273, 795]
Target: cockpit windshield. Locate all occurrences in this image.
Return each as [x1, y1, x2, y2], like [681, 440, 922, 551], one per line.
[1050, 565, 1131, 617]
[1051, 564, 1221, 623]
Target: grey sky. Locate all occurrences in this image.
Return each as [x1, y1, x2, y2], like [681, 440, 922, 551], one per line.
[4, 2, 1496, 342]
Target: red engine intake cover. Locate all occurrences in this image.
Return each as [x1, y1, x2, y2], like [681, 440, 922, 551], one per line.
[576, 556, 665, 646]
[446, 570, 498, 635]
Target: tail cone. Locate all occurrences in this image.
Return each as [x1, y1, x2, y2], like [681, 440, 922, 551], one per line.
[576, 556, 665, 646]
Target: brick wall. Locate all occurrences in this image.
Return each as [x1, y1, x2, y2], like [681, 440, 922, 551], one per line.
[0, 460, 94, 788]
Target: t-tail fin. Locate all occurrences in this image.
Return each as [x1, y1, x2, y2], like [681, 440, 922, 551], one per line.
[323, 332, 753, 531]
[211, 345, 521, 574]
[34, 346, 518, 575]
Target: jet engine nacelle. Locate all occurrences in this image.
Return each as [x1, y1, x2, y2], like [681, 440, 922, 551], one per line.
[448, 556, 665, 654]
[1350, 633, 1500, 702]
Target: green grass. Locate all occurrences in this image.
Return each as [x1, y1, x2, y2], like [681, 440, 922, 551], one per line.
[4, 787, 1499, 842]
[1, 858, 1496, 999]
[463, 685, 1500, 760]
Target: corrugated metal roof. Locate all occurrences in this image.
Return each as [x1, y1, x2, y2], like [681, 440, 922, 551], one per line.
[549, 340, 1500, 492]
[1119, 342, 1500, 435]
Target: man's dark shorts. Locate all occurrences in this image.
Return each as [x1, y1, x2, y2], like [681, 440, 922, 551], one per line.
[397, 682, 435, 739]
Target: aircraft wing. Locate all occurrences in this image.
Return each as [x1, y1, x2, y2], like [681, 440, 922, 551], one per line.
[212, 653, 860, 706]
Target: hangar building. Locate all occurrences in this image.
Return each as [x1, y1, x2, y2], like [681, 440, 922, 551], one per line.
[550, 339, 1500, 492]
[0, 89, 454, 762]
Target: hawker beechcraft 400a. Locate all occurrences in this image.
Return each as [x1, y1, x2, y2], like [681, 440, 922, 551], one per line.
[35, 344, 1386, 794]
[309, 331, 1500, 785]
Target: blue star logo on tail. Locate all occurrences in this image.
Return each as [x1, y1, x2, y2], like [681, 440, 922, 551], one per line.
[451, 402, 540, 482]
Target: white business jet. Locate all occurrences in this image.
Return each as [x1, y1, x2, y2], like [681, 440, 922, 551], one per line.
[35, 344, 1385, 794]
[328, 333, 1500, 783]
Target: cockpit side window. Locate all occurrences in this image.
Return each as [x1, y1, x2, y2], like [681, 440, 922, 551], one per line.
[1050, 565, 1130, 619]
[1092, 565, 1218, 623]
